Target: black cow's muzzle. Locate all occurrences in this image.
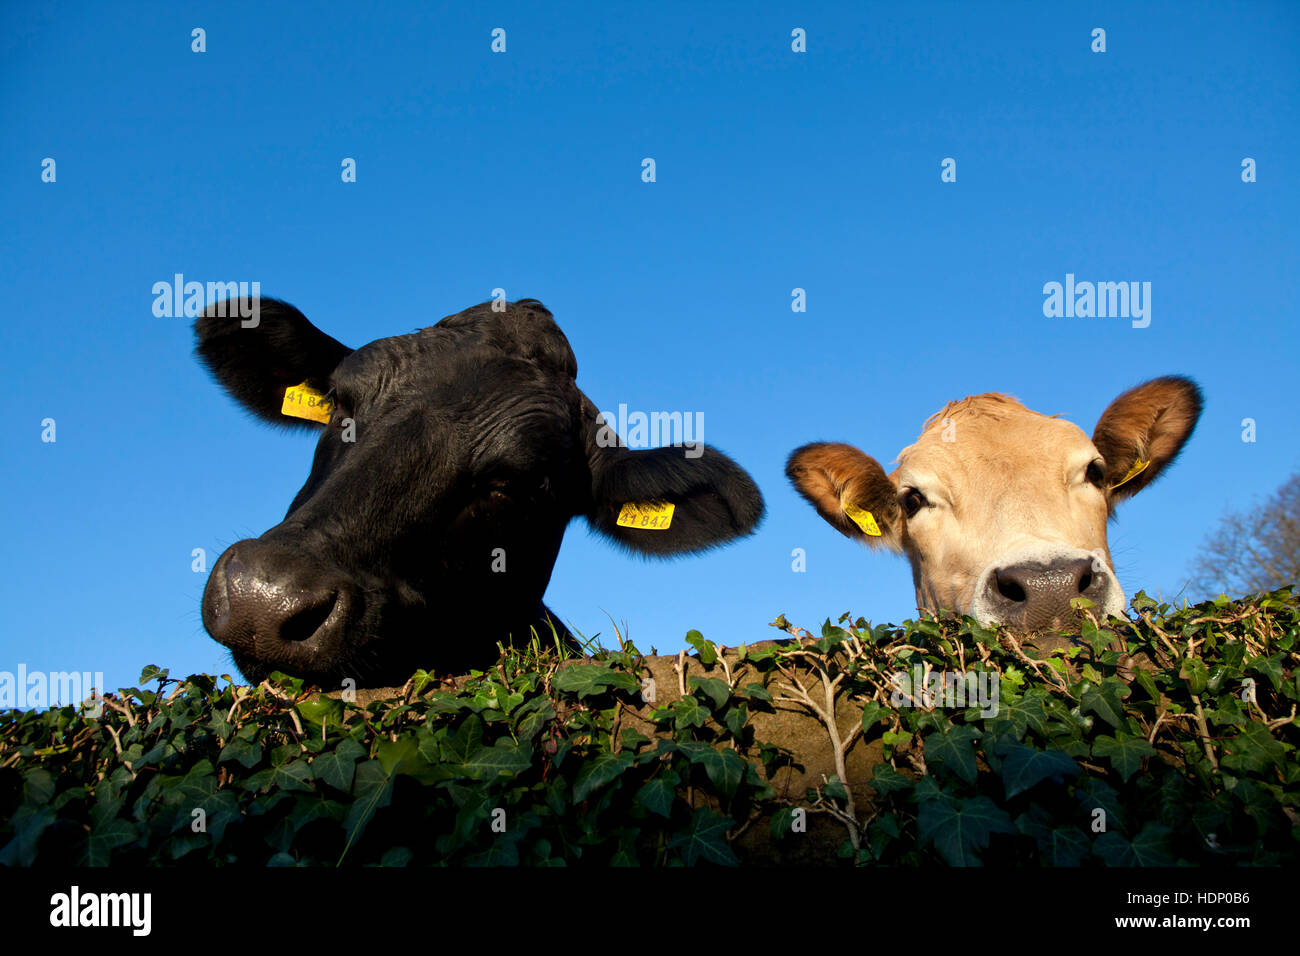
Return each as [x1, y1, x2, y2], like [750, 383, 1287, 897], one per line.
[202, 540, 358, 677]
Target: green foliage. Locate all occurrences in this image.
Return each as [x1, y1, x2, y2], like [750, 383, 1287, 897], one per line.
[823, 587, 1300, 865]
[0, 640, 778, 866]
[1, 588, 1297, 866]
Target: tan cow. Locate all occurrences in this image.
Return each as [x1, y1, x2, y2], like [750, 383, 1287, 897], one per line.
[786, 377, 1202, 631]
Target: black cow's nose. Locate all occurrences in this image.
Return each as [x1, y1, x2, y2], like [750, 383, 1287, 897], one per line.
[203, 540, 353, 669]
[984, 556, 1108, 631]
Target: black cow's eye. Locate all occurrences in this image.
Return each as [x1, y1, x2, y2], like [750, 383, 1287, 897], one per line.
[900, 488, 927, 519]
[483, 476, 512, 501]
[1086, 460, 1106, 488]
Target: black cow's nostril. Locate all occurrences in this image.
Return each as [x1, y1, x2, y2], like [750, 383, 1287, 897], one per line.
[1078, 570, 1093, 593]
[280, 592, 338, 644]
[203, 541, 353, 664]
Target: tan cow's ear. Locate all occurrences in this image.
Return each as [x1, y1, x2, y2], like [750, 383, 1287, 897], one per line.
[1092, 376, 1202, 504]
[785, 442, 902, 549]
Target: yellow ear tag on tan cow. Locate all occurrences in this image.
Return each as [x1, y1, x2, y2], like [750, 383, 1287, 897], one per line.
[1110, 458, 1150, 491]
[843, 502, 882, 536]
[616, 501, 675, 530]
[281, 382, 334, 424]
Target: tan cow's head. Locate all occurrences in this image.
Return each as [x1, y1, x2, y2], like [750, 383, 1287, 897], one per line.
[786, 377, 1202, 632]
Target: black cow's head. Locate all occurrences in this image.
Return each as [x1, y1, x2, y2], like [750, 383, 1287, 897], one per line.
[196, 297, 763, 687]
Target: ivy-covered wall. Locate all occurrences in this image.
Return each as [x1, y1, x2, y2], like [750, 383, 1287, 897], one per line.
[2, 589, 1297, 866]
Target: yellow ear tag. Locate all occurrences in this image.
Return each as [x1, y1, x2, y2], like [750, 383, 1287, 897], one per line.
[1110, 458, 1150, 491]
[843, 502, 882, 536]
[616, 501, 675, 530]
[281, 382, 334, 424]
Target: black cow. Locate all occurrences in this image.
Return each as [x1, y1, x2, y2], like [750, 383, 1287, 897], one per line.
[195, 297, 763, 687]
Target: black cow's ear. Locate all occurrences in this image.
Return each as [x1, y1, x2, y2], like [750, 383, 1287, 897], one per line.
[195, 298, 352, 429]
[583, 403, 764, 556]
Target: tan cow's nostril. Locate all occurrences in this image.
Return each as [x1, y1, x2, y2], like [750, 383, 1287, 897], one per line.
[996, 570, 1027, 603]
[986, 556, 1108, 631]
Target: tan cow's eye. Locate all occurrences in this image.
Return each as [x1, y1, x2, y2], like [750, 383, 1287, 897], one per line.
[900, 488, 927, 519]
[1085, 460, 1106, 488]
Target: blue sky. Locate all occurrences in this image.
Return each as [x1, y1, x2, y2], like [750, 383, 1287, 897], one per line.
[3, 1, 1297, 701]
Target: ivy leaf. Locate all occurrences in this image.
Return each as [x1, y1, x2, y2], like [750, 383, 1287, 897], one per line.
[868, 763, 914, 796]
[860, 700, 886, 731]
[82, 818, 140, 866]
[620, 728, 651, 751]
[22, 769, 56, 805]
[1179, 657, 1208, 696]
[0, 806, 57, 866]
[925, 724, 982, 784]
[341, 760, 395, 854]
[1015, 811, 1090, 866]
[462, 739, 533, 778]
[822, 775, 849, 803]
[310, 737, 365, 792]
[573, 752, 634, 802]
[187, 789, 242, 844]
[1133, 668, 1161, 704]
[440, 715, 485, 764]
[721, 704, 749, 739]
[516, 700, 555, 741]
[882, 729, 910, 748]
[1039, 828, 1090, 867]
[285, 795, 344, 837]
[672, 696, 708, 729]
[1080, 618, 1114, 655]
[676, 743, 746, 800]
[769, 806, 797, 841]
[381, 847, 414, 867]
[266, 757, 314, 793]
[1249, 653, 1285, 691]
[552, 664, 639, 699]
[684, 630, 718, 666]
[689, 676, 731, 710]
[917, 796, 1014, 866]
[990, 693, 1050, 740]
[1080, 680, 1127, 730]
[635, 774, 678, 819]
[1092, 734, 1156, 782]
[465, 837, 521, 867]
[997, 743, 1079, 799]
[219, 735, 263, 770]
[1093, 823, 1175, 866]
[1228, 778, 1282, 834]
[1075, 777, 1126, 835]
[1221, 722, 1290, 774]
[668, 809, 738, 866]
[295, 695, 343, 727]
[816, 621, 850, 652]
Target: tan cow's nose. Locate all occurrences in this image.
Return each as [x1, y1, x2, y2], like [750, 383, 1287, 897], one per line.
[984, 557, 1109, 631]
